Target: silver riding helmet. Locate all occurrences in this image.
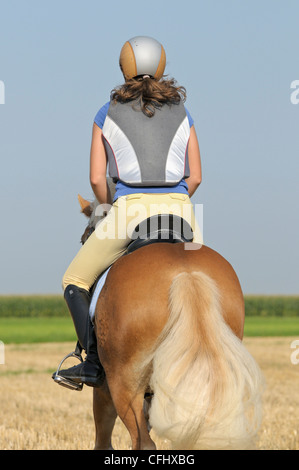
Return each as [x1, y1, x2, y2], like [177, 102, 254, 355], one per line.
[119, 36, 166, 80]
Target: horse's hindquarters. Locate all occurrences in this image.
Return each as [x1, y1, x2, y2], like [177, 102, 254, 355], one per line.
[94, 244, 264, 450]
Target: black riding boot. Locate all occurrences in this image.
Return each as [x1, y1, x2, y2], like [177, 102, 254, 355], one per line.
[53, 285, 105, 388]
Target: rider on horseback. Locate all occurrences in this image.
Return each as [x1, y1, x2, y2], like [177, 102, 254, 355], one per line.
[53, 36, 202, 389]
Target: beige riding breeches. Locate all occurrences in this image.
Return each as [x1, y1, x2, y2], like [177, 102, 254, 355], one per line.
[62, 193, 203, 291]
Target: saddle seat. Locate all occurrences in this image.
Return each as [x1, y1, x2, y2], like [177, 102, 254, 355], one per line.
[126, 214, 194, 254]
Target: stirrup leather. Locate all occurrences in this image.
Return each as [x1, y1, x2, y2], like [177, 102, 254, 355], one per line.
[53, 342, 84, 391]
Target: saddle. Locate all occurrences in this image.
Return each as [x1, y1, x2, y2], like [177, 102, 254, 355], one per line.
[127, 213, 194, 253]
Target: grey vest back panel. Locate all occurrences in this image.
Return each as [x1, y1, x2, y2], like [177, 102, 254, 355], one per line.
[102, 99, 190, 187]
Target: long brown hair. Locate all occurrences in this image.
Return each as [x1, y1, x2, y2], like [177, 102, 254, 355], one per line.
[111, 77, 187, 118]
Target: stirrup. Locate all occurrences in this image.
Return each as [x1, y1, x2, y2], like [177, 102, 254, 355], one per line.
[53, 342, 84, 391]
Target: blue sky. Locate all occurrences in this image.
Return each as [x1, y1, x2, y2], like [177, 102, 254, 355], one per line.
[0, 0, 298, 294]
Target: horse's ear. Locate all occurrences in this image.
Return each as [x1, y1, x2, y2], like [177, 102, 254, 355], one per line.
[78, 194, 93, 217]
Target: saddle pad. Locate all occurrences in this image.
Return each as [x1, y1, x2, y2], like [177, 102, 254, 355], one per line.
[89, 266, 112, 320]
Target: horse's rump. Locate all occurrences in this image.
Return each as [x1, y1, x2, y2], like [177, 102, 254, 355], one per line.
[94, 243, 264, 450]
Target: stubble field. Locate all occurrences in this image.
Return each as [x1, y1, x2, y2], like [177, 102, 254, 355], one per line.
[0, 337, 298, 450]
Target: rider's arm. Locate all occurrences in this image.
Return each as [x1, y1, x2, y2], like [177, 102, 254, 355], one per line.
[185, 126, 202, 197]
[90, 123, 112, 205]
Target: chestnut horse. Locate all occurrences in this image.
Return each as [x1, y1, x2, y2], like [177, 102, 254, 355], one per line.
[77, 195, 264, 450]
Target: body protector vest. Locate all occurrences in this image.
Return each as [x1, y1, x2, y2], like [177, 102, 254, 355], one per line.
[102, 99, 190, 187]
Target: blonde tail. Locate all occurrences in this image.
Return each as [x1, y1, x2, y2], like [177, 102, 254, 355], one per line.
[148, 271, 264, 450]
